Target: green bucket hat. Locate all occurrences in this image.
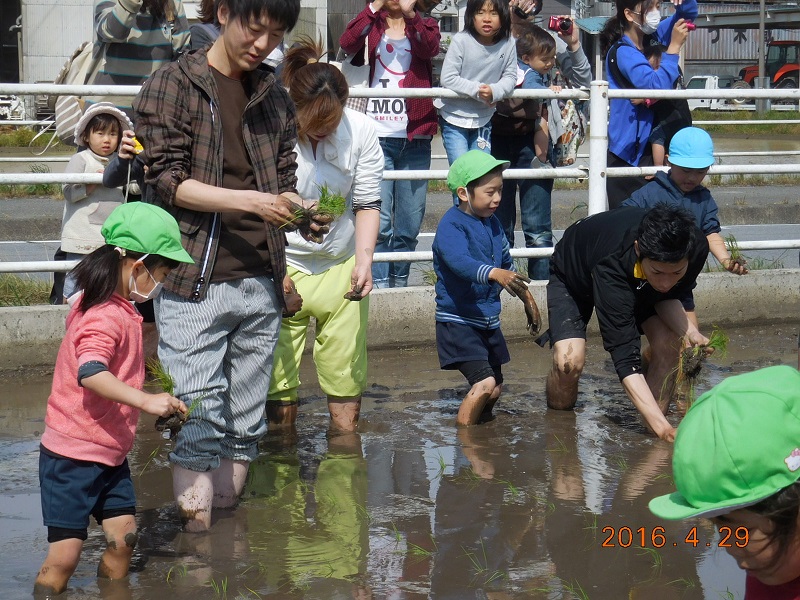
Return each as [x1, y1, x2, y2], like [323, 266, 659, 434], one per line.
[649, 365, 800, 520]
[447, 150, 510, 193]
[101, 203, 193, 264]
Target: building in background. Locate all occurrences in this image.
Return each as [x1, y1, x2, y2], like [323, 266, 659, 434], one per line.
[5, 0, 800, 118]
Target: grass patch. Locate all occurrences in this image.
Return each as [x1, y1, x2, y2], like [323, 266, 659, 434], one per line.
[693, 109, 800, 136]
[0, 126, 61, 148]
[0, 163, 62, 198]
[0, 274, 51, 306]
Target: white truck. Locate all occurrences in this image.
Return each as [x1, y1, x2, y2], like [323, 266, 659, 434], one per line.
[685, 75, 737, 111]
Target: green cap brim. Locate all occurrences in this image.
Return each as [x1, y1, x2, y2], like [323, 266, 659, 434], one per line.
[161, 247, 194, 264]
[649, 491, 766, 521]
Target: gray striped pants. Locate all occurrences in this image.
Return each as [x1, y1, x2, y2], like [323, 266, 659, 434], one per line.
[155, 277, 280, 472]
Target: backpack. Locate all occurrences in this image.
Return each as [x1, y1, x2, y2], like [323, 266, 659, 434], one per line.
[606, 40, 692, 150]
[40, 42, 106, 147]
[552, 69, 588, 166]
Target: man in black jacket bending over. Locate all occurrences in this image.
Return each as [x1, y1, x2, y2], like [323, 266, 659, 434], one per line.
[541, 203, 709, 443]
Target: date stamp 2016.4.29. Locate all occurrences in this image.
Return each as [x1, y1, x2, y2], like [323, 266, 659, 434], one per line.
[601, 526, 749, 549]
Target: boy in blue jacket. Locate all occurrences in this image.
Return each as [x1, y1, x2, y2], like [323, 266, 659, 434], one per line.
[622, 127, 747, 327]
[433, 150, 540, 425]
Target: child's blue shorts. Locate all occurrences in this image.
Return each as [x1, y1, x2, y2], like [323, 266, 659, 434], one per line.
[436, 321, 510, 370]
[39, 445, 136, 542]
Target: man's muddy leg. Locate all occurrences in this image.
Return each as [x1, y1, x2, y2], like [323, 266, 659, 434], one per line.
[546, 338, 586, 410]
[641, 315, 681, 414]
[173, 465, 213, 532]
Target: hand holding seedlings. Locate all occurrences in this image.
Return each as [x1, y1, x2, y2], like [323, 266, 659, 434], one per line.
[154, 404, 188, 438]
[674, 327, 729, 411]
[723, 257, 749, 275]
[281, 185, 346, 243]
[146, 358, 189, 437]
[723, 234, 749, 275]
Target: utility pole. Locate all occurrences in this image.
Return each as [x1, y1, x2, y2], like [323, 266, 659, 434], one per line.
[756, 0, 769, 114]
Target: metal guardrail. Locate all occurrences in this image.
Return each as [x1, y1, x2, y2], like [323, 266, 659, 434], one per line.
[0, 81, 798, 273]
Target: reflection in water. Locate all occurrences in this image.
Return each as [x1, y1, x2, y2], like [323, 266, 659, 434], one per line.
[244, 431, 370, 596]
[0, 324, 796, 598]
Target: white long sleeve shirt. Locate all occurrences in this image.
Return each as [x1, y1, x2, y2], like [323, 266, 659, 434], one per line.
[285, 108, 384, 275]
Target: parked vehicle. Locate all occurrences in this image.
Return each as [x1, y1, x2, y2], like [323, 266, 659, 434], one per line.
[0, 95, 24, 120]
[685, 75, 735, 110]
[735, 40, 800, 91]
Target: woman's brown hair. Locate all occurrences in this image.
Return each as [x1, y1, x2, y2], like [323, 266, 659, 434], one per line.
[282, 36, 349, 141]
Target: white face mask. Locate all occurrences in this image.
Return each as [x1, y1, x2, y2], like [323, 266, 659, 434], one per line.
[129, 259, 162, 303]
[638, 9, 661, 34]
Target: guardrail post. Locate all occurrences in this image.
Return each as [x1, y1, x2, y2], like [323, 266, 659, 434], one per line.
[588, 80, 609, 215]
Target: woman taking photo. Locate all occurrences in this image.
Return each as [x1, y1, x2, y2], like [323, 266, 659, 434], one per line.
[267, 38, 383, 432]
[93, 0, 191, 114]
[599, 0, 696, 207]
[340, 0, 440, 288]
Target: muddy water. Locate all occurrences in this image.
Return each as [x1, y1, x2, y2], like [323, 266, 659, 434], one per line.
[1, 324, 798, 599]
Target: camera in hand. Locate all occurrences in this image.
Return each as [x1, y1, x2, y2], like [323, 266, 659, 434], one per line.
[548, 15, 573, 36]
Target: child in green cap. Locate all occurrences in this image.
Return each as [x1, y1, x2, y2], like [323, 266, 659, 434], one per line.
[432, 150, 540, 426]
[649, 365, 800, 597]
[34, 203, 193, 596]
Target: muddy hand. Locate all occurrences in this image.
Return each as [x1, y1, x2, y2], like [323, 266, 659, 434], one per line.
[726, 258, 749, 275]
[504, 274, 531, 298]
[155, 411, 187, 438]
[298, 210, 332, 244]
[278, 200, 307, 233]
[521, 289, 541, 336]
[344, 283, 364, 302]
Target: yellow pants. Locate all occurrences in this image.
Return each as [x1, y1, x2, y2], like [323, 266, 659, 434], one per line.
[268, 256, 369, 403]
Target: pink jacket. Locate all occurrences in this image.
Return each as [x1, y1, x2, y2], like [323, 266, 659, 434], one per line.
[41, 293, 144, 466]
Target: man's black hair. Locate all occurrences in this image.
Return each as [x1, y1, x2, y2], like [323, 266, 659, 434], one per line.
[637, 203, 698, 263]
[218, 0, 300, 32]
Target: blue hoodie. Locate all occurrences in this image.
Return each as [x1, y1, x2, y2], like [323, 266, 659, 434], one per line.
[621, 170, 720, 235]
[433, 206, 514, 329]
[606, 0, 698, 165]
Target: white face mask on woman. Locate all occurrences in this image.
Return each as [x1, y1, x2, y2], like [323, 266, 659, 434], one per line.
[638, 9, 661, 34]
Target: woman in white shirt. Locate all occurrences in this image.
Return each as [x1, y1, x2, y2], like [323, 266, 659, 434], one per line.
[267, 37, 384, 432]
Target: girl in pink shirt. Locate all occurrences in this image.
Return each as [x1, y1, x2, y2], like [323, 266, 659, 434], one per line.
[35, 202, 193, 596]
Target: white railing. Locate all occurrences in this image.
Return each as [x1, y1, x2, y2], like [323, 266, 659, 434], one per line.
[1, 82, 799, 273]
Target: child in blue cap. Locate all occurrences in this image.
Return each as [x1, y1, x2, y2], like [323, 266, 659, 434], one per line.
[622, 127, 748, 331]
[650, 365, 800, 598]
[35, 203, 193, 596]
[433, 150, 540, 425]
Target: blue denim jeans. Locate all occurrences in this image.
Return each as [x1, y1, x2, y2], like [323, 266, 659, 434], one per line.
[373, 137, 432, 288]
[491, 132, 553, 281]
[440, 118, 492, 205]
